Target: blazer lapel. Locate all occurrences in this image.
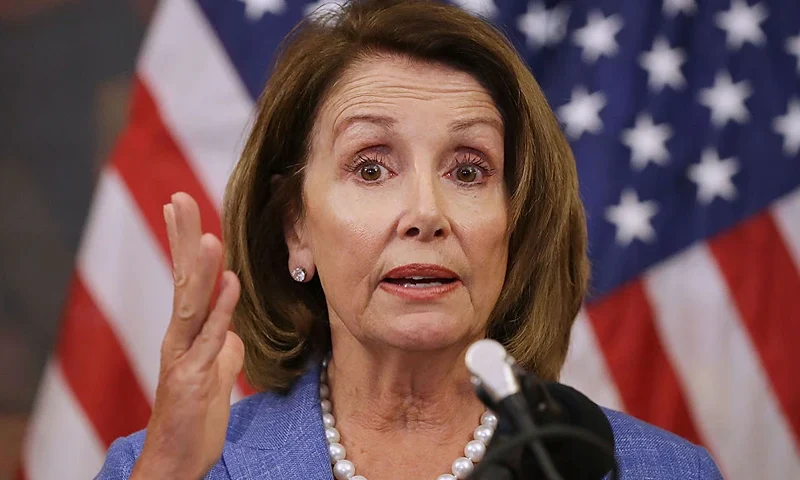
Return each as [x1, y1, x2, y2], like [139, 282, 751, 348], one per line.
[222, 363, 332, 479]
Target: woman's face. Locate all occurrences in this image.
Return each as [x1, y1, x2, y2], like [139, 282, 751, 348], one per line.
[290, 55, 509, 351]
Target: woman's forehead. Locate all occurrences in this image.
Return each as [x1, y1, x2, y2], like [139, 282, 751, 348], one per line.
[318, 55, 502, 129]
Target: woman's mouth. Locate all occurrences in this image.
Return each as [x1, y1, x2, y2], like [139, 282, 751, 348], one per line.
[380, 264, 461, 300]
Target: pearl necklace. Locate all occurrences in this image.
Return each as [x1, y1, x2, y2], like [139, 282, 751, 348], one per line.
[319, 358, 498, 480]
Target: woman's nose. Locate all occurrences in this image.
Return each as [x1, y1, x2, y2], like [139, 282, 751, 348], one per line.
[396, 174, 451, 241]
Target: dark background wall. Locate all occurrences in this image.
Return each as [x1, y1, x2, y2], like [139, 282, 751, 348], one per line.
[0, 1, 152, 477]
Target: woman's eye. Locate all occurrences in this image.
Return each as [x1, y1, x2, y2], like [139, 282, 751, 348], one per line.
[451, 164, 482, 183]
[359, 163, 386, 182]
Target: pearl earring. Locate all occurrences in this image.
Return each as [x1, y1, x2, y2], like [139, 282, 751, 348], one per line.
[291, 267, 307, 282]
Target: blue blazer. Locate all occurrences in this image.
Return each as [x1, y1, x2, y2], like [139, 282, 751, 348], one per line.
[97, 363, 724, 479]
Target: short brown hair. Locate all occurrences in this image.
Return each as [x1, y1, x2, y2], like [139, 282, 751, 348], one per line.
[222, 0, 589, 392]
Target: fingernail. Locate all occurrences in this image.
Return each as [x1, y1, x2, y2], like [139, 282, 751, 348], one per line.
[220, 274, 228, 290]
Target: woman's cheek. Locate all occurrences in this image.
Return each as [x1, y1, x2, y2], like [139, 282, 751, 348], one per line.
[310, 195, 386, 275]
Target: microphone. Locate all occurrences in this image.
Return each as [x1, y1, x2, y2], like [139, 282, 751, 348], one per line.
[465, 339, 618, 480]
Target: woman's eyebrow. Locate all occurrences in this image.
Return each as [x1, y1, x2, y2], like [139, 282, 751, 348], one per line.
[334, 114, 397, 138]
[448, 116, 503, 135]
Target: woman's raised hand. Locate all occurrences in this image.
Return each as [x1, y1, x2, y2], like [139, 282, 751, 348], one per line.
[131, 192, 245, 480]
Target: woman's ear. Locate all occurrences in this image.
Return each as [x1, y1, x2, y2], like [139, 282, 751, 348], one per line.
[285, 218, 316, 283]
[280, 183, 316, 283]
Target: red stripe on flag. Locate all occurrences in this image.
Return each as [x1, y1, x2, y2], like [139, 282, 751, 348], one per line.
[709, 212, 800, 443]
[587, 280, 703, 444]
[112, 76, 221, 245]
[57, 273, 152, 447]
[110, 76, 256, 397]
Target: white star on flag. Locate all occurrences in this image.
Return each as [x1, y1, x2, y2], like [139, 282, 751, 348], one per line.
[639, 37, 687, 92]
[714, 0, 768, 50]
[698, 71, 752, 128]
[688, 149, 740, 205]
[773, 98, 800, 157]
[517, 2, 571, 49]
[621, 114, 673, 171]
[239, 0, 285, 20]
[573, 10, 624, 63]
[557, 86, 607, 140]
[786, 34, 800, 73]
[605, 189, 659, 245]
[663, 0, 696, 17]
[451, 0, 498, 18]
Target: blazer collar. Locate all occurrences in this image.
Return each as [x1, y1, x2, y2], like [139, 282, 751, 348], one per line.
[222, 362, 332, 479]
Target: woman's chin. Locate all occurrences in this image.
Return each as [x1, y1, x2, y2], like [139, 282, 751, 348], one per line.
[372, 312, 474, 351]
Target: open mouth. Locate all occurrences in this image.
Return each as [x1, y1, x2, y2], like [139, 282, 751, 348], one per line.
[380, 264, 461, 299]
[381, 276, 458, 288]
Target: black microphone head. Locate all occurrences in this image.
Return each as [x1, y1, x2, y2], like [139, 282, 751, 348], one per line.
[534, 382, 615, 478]
[464, 340, 616, 479]
[485, 379, 616, 480]
[540, 382, 614, 440]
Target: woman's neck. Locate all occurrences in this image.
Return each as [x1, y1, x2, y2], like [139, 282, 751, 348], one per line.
[323, 332, 490, 479]
[326, 344, 485, 434]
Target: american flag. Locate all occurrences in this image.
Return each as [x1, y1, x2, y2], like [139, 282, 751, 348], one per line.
[18, 0, 800, 479]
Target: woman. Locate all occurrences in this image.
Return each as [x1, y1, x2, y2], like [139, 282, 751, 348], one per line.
[98, 1, 723, 479]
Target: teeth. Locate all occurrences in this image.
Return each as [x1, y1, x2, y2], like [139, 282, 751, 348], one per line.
[410, 276, 431, 280]
[401, 282, 443, 288]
